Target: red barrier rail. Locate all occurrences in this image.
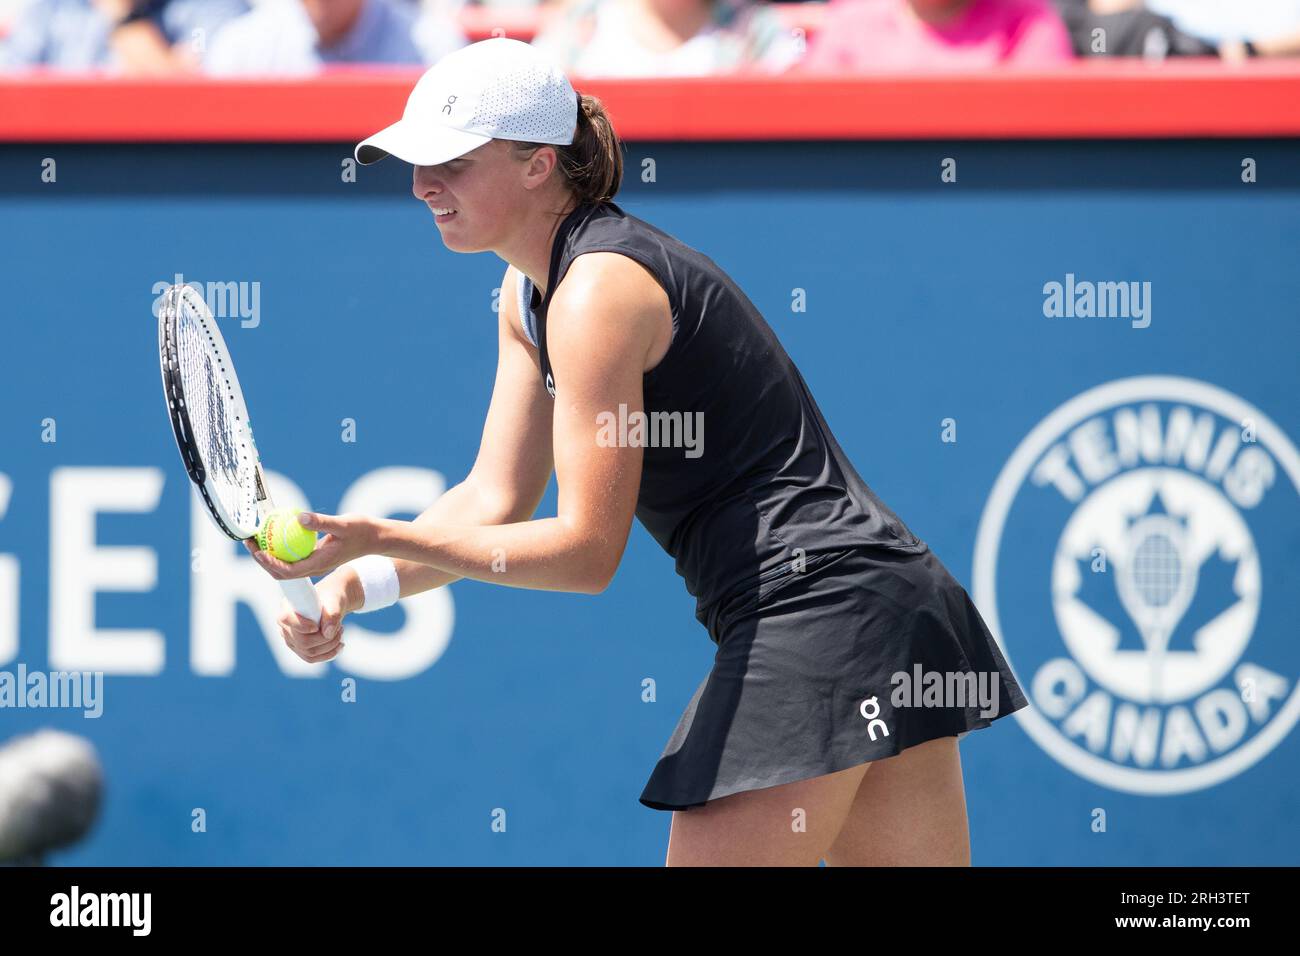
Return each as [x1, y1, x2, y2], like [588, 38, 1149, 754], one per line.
[2, 60, 1299, 141]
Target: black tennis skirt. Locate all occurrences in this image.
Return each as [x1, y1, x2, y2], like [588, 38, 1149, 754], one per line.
[639, 544, 1030, 811]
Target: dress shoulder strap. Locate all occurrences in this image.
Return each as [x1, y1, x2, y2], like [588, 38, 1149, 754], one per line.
[516, 270, 539, 348]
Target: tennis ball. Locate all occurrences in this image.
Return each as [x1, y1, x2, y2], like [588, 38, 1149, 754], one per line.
[256, 509, 317, 562]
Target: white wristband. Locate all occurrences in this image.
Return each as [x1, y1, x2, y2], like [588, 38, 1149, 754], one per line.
[347, 555, 400, 613]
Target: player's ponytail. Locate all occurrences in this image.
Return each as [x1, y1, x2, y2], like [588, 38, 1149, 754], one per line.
[514, 93, 623, 205]
[565, 93, 623, 204]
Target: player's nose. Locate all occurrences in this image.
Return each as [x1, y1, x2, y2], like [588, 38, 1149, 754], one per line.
[411, 166, 446, 201]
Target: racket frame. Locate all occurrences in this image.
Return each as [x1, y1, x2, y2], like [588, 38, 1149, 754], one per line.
[157, 283, 322, 622]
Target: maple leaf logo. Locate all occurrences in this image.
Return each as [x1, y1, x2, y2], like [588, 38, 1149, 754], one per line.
[1072, 488, 1241, 697]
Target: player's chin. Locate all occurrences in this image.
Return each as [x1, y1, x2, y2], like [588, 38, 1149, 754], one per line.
[435, 221, 485, 251]
[438, 233, 482, 254]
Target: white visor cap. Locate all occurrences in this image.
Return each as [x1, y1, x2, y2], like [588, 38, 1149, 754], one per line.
[354, 37, 580, 167]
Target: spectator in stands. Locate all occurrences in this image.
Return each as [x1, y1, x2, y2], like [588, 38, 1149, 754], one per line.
[1051, 1, 1215, 57]
[204, 0, 466, 75]
[442, 0, 536, 8]
[1143, 0, 1300, 58]
[530, 0, 803, 76]
[1051, 1, 1300, 59]
[797, 0, 1074, 71]
[0, 0, 247, 72]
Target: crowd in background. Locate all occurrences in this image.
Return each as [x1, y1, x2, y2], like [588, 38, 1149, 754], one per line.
[2, 0, 1299, 75]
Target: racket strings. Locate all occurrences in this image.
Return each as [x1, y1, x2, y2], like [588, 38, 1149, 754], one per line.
[173, 300, 258, 532]
[1131, 532, 1181, 608]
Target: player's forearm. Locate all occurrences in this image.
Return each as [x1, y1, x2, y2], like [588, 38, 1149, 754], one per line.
[391, 480, 506, 598]
[374, 513, 616, 595]
[329, 479, 537, 610]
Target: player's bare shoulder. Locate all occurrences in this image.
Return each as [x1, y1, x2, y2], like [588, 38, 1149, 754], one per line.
[551, 252, 673, 374]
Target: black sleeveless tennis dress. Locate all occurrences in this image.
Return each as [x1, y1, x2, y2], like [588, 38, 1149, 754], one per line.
[517, 199, 1029, 811]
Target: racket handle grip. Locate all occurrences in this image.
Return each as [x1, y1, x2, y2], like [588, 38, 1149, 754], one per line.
[279, 578, 322, 623]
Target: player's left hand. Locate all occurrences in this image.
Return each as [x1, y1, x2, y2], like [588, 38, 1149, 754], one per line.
[244, 512, 379, 580]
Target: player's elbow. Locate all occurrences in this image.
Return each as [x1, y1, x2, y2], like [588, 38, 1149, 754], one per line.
[574, 550, 619, 594]
[558, 509, 629, 595]
[568, 533, 623, 595]
[583, 564, 616, 595]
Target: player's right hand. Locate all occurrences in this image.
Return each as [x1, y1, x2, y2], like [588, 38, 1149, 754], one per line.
[276, 578, 350, 664]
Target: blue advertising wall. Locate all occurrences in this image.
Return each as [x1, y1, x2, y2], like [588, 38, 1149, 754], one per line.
[0, 139, 1297, 865]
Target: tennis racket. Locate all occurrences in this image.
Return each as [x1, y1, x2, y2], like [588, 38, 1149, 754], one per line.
[157, 282, 322, 623]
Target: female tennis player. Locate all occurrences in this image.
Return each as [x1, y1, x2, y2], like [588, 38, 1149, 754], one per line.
[247, 37, 1029, 866]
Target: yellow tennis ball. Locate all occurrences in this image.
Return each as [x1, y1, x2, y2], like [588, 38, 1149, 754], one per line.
[257, 509, 317, 562]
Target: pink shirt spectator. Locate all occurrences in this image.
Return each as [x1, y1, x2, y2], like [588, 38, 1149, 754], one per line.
[798, 0, 1074, 71]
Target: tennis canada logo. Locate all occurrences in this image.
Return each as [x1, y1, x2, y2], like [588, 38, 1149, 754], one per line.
[973, 376, 1299, 794]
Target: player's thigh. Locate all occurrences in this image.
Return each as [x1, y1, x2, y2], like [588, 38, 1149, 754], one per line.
[823, 735, 971, 867]
[665, 762, 871, 867]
